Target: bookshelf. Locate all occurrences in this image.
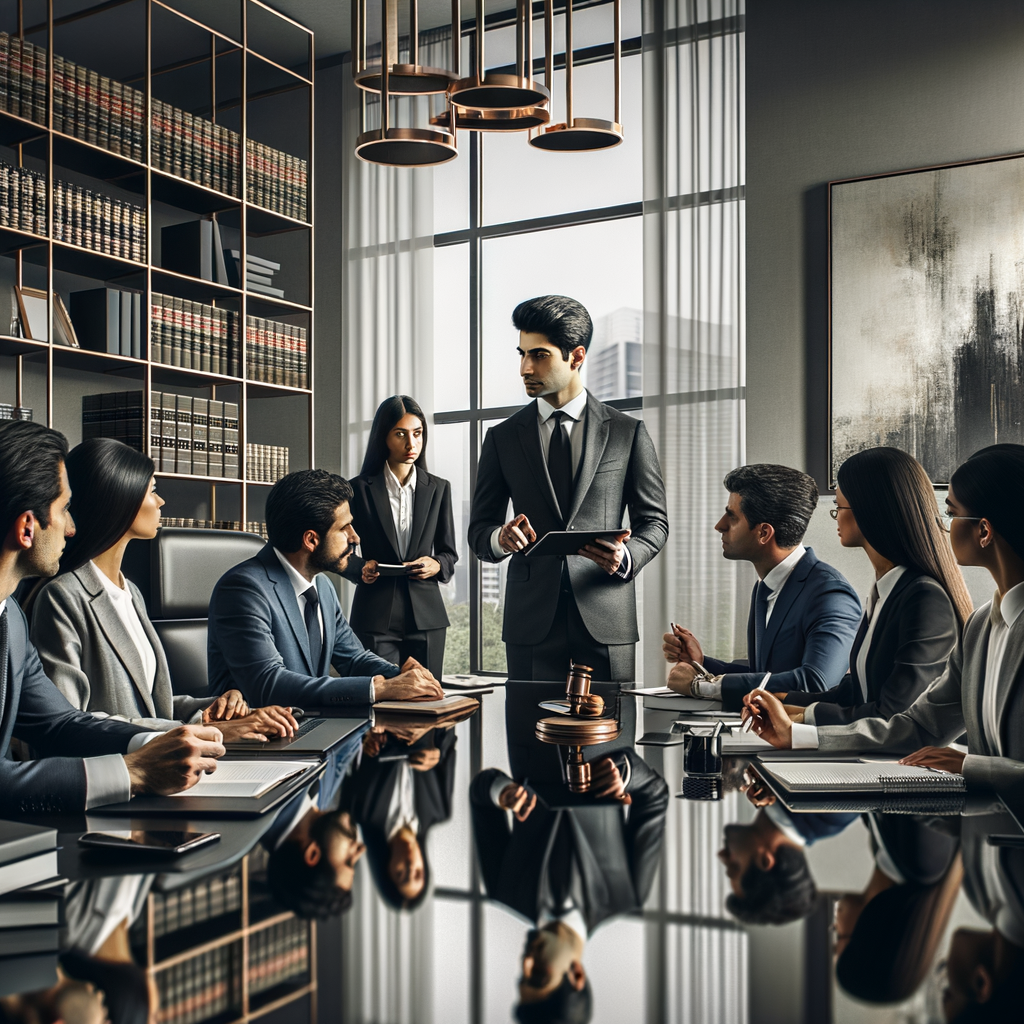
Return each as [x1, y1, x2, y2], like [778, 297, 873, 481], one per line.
[0, 0, 313, 532]
[131, 847, 317, 1024]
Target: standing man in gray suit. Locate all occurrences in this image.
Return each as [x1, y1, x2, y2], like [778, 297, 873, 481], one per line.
[468, 295, 669, 682]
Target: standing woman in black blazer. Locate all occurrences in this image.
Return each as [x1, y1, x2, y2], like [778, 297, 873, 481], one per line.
[786, 446, 973, 724]
[343, 396, 458, 679]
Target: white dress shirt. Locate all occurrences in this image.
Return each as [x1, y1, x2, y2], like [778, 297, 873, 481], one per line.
[385, 759, 420, 841]
[489, 390, 632, 578]
[0, 597, 157, 809]
[981, 581, 1024, 756]
[93, 562, 158, 695]
[762, 545, 807, 624]
[384, 463, 417, 560]
[274, 547, 325, 647]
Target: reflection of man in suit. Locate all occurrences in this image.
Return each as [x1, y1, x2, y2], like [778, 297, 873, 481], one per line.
[471, 750, 669, 1019]
[468, 295, 668, 682]
[664, 464, 861, 711]
[342, 719, 458, 910]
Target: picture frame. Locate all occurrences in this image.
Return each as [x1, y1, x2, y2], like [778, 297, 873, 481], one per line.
[829, 151, 1024, 487]
[14, 287, 80, 347]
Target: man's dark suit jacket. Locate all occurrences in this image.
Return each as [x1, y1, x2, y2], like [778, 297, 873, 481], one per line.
[2, 598, 148, 814]
[207, 545, 399, 707]
[468, 394, 669, 646]
[702, 548, 862, 711]
[786, 570, 958, 725]
[470, 751, 669, 933]
[342, 470, 459, 633]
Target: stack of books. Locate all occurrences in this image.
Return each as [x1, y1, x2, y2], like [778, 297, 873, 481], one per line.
[247, 917, 309, 997]
[0, 34, 47, 124]
[150, 293, 241, 376]
[246, 443, 289, 484]
[0, 404, 32, 421]
[71, 287, 143, 359]
[226, 250, 284, 299]
[151, 870, 242, 938]
[53, 179, 146, 261]
[52, 51, 146, 160]
[245, 316, 308, 388]
[246, 139, 308, 221]
[0, 161, 46, 234]
[0, 822, 58, 898]
[149, 391, 240, 479]
[161, 519, 268, 540]
[154, 941, 241, 1024]
[82, 389, 144, 450]
[151, 98, 241, 196]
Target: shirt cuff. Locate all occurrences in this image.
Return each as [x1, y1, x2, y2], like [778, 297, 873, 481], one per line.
[613, 545, 632, 580]
[489, 527, 507, 560]
[489, 771, 516, 807]
[84, 755, 133, 809]
[803, 704, 818, 726]
[790, 723, 820, 750]
[369, 678, 376, 702]
[694, 677, 722, 700]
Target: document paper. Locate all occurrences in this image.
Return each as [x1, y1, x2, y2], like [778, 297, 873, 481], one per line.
[168, 760, 312, 798]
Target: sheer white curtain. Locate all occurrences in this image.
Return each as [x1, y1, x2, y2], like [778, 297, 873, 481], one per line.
[641, 0, 750, 685]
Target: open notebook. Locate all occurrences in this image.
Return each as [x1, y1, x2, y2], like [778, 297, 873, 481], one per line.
[169, 761, 312, 799]
[761, 761, 966, 794]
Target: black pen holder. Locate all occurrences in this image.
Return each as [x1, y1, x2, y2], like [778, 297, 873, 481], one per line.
[683, 725, 723, 777]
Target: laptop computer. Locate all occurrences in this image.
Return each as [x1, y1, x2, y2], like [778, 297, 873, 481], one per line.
[221, 715, 368, 759]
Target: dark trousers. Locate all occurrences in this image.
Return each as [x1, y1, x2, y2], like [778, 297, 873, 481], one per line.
[358, 628, 447, 681]
[505, 586, 636, 683]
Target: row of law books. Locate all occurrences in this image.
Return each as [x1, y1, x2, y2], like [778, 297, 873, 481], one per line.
[53, 179, 146, 261]
[0, 34, 46, 124]
[151, 870, 242, 939]
[246, 443, 290, 484]
[150, 293, 241, 377]
[0, 162, 45, 234]
[246, 138, 308, 221]
[246, 315, 308, 389]
[248, 917, 310, 997]
[161, 518, 268, 541]
[152, 98, 240, 197]
[155, 940, 240, 1024]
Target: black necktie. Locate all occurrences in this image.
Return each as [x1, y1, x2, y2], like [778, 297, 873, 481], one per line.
[302, 586, 323, 676]
[0, 607, 8, 697]
[548, 411, 573, 522]
[754, 581, 771, 670]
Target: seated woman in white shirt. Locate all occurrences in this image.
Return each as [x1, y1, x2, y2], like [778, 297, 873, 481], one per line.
[744, 444, 1024, 789]
[783, 446, 972, 725]
[30, 438, 297, 741]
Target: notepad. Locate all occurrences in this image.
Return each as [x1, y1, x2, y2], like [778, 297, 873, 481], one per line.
[762, 761, 966, 794]
[373, 695, 479, 716]
[169, 760, 311, 798]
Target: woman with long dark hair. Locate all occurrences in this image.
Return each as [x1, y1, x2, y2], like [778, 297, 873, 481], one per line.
[342, 396, 458, 679]
[784, 446, 973, 724]
[745, 444, 1024, 787]
[30, 438, 296, 739]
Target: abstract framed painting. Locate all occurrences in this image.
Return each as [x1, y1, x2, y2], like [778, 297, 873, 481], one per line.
[829, 152, 1024, 486]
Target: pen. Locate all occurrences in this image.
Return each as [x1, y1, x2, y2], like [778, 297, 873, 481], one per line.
[741, 677, 772, 733]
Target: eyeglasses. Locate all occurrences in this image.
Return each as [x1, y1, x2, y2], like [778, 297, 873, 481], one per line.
[942, 512, 982, 522]
[828, 505, 852, 520]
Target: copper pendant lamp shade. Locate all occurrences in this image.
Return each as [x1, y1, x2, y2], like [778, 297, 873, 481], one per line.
[430, 105, 549, 132]
[449, 0, 550, 116]
[354, 0, 456, 167]
[353, 0, 460, 96]
[530, 0, 624, 152]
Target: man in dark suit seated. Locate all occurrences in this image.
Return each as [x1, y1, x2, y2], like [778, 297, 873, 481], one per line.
[663, 464, 861, 711]
[0, 421, 224, 815]
[471, 750, 669, 1022]
[207, 469, 443, 707]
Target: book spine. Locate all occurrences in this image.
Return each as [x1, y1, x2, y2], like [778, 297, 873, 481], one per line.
[0, 34, 9, 115]
[32, 40, 47, 126]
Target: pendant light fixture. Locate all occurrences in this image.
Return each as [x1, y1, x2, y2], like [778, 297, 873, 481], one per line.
[449, 0, 549, 113]
[353, 0, 459, 95]
[530, 0, 623, 151]
[354, 0, 457, 166]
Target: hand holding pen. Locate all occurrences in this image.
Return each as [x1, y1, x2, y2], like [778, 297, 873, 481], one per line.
[662, 622, 704, 665]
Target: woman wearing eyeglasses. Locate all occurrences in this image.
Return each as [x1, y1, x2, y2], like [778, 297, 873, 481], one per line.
[745, 444, 1024, 790]
[783, 446, 972, 725]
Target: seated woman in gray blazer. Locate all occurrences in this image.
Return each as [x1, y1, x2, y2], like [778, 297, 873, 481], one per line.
[30, 438, 297, 741]
[785, 446, 973, 724]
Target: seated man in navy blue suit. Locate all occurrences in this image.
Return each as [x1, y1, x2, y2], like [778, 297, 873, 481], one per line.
[0, 421, 225, 815]
[663, 464, 861, 711]
[208, 469, 443, 708]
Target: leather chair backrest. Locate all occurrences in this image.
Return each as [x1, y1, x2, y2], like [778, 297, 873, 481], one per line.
[129, 528, 265, 696]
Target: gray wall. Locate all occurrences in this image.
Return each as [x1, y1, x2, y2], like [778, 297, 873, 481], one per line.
[746, 0, 1024, 485]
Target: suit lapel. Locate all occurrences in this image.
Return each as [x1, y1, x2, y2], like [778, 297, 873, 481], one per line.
[567, 396, 610, 525]
[137, 591, 174, 715]
[760, 552, 815, 662]
[82, 567, 157, 717]
[995, 614, 1024, 752]
[515, 404, 561, 523]
[407, 471, 436, 560]
[260, 547, 313, 674]
[368, 474, 402, 561]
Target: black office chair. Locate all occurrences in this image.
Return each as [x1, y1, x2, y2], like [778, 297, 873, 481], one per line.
[125, 528, 265, 697]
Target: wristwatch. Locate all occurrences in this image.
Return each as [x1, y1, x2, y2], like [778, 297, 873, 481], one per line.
[690, 663, 724, 699]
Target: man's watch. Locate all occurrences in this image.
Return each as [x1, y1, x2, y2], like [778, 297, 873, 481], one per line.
[691, 673, 724, 699]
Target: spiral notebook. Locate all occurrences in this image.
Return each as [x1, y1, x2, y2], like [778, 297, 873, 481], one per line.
[761, 760, 966, 795]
